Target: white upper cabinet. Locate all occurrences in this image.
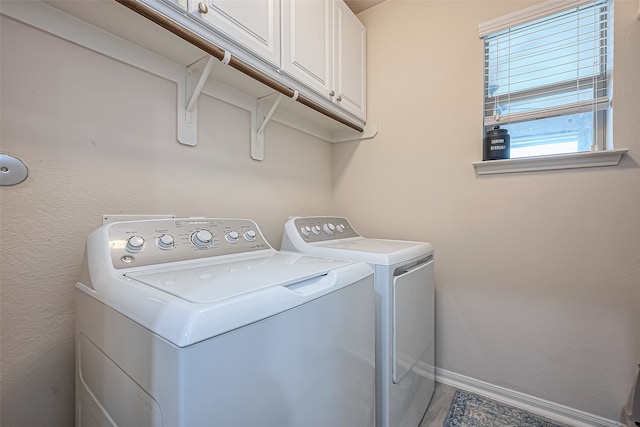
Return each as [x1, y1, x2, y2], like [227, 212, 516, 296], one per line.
[169, 0, 368, 126]
[281, 0, 366, 121]
[281, 0, 333, 98]
[188, 0, 281, 67]
[334, 0, 366, 120]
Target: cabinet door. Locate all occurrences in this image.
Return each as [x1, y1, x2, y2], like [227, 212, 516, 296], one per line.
[281, 0, 333, 99]
[335, 0, 366, 120]
[189, 0, 280, 66]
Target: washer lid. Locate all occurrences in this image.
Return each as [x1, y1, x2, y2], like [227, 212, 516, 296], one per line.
[301, 237, 433, 266]
[126, 252, 353, 303]
[85, 251, 373, 347]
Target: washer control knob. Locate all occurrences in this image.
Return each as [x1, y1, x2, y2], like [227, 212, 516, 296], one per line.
[157, 234, 175, 250]
[243, 230, 257, 242]
[336, 224, 345, 233]
[300, 226, 311, 236]
[323, 223, 335, 235]
[311, 225, 321, 235]
[125, 236, 145, 253]
[191, 230, 213, 248]
[226, 230, 240, 244]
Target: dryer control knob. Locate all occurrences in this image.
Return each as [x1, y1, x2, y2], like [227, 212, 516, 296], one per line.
[300, 226, 311, 236]
[226, 231, 240, 244]
[336, 224, 345, 233]
[126, 236, 145, 253]
[311, 225, 321, 235]
[323, 223, 335, 235]
[157, 234, 175, 250]
[243, 230, 257, 241]
[191, 230, 213, 248]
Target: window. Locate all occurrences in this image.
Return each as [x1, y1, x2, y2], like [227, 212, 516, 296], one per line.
[479, 0, 613, 159]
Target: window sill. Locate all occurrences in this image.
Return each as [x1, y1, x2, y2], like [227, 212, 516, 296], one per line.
[472, 148, 629, 175]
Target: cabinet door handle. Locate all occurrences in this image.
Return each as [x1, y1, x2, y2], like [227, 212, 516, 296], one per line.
[329, 90, 335, 97]
[336, 95, 342, 101]
[198, 2, 209, 14]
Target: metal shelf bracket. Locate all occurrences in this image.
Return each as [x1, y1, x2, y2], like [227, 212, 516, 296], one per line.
[179, 56, 216, 146]
[252, 93, 284, 161]
[179, 54, 377, 153]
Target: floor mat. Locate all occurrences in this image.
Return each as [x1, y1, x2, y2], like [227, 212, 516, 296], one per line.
[443, 390, 563, 427]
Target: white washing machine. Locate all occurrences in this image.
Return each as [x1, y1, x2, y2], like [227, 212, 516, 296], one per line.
[76, 217, 375, 427]
[281, 216, 435, 427]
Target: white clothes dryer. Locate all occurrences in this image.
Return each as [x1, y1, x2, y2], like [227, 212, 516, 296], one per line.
[281, 216, 435, 427]
[76, 217, 375, 427]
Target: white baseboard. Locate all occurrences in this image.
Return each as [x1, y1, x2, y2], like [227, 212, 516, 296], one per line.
[436, 367, 625, 427]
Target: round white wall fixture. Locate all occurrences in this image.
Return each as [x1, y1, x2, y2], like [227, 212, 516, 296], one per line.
[0, 154, 29, 186]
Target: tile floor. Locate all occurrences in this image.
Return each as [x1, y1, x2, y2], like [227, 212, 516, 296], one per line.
[419, 382, 458, 426]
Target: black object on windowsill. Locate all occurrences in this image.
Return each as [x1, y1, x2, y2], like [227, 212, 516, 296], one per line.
[483, 125, 510, 161]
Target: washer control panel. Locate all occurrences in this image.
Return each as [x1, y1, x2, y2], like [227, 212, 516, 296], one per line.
[107, 218, 271, 269]
[293, 217, 359, 242]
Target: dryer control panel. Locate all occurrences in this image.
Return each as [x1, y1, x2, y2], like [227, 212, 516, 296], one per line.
[105, 218, 271, 269]
[292, 217, 360, 242]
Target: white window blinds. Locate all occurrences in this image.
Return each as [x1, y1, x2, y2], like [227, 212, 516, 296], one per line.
[480, 0, 613, 140]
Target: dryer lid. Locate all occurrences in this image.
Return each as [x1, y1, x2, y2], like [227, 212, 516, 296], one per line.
[303, 237, 433, 266]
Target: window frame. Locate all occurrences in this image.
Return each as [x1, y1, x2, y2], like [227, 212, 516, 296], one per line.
[473, 0, 628, 175]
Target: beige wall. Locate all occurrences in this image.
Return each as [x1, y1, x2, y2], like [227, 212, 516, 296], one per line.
[1, 1, 639, 425]
[0, 15, 334, 425]
[333, 0, 640, 421]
